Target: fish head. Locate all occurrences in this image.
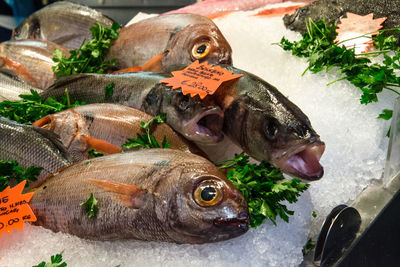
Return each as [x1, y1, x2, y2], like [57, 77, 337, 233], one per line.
[222, 70, 325, 180]
[155, 164, 249, 244]
[159, 89, 225, 143]
[162, 23, 232, 69]
[12, 17, 42, 40]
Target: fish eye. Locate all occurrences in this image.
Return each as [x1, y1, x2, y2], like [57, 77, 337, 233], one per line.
[177, 94, 191, 111]
[191, 42, 211, 60]
[264, 119, 278, 139]
[193, 180, 223, 207]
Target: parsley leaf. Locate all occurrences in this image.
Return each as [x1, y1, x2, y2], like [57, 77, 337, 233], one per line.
[87, 149, 104, 158]
[0, 89, 84, 124]
[80, 193, 98, 218]
[32, 253, 67, 267]
[52, 23, 121, 77]
[218, 153, 309, 227]
[104, 82, 115, 102]
[122, 114, 171, 150]
[0, 160, 42, 192]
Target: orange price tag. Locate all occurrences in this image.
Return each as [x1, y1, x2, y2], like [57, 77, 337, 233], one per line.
[161, 61, 243, 99]
[0, 180, 36, 237]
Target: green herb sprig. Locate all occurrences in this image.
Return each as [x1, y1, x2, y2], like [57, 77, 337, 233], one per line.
[33, 253, 67, 267]
[277, 19, 400, 122]
[80, 193, 98, 218]
[218, 153, 309, 227]
[0, 160, 43, 192]
[87, 149, 104, 158]
[0, 89, 84, 124]
[52, 22, 121, 77]
[122, 114, 171, 150]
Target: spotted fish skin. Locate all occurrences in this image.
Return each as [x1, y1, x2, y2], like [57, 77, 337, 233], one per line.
[30, 149, 249, 244]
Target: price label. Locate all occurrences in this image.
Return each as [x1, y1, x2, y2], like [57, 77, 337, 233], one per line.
[161, 60, 243, 99]
[0, 180, 36, 236]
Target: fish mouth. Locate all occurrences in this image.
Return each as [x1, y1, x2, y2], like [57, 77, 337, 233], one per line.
[275, 138, 325, 180]
[213, 212, 250, 231]
[184, 107, 224, 143]
[33, 115, 54, 129]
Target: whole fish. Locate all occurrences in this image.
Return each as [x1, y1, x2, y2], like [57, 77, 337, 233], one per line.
[30, 149, 249, 243]
[33, 103, 206, 161]
[0, 116, 72, 188]
[11, 1, 115, 50]
[106, 14, 232, 72]
[41, 72, 224, 144]
[0, 40, 69, 89]
[283, 0, 400, 34]
[203, 65, 325, 180]
[0, 69, 42, 102]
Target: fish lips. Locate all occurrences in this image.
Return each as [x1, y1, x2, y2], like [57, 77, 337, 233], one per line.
[213, 212, 250, 231]
[182, 106, 224, 143]
[274, 137, 326, 180]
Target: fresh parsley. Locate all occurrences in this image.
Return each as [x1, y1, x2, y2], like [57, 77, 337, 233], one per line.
[302, 238, 316, 256]
[218, 153, 309, 227]
[0, 160, 43, 192]
[0, 89, 84, 124]
[33, 253, 67, 267]
[122, 114, 171, 150]
[104, 82, 115, 102]
[52, 22, 121, 77]
[87, 149, 104, 158]
[80, 193, 98, 218]
[278, 19, 400, 121]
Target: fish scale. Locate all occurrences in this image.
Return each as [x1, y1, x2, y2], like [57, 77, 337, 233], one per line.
[30, 149, 249, 243]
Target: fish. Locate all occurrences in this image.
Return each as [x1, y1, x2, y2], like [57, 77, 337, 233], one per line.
[0, 40, 70, 89]
[283, 0, 400, 34]
[0, 69, 42, 102]
[11, 1, 115, 50]
[30, 149, 249, 243]
[205, 65, 325, 180]
[106, 14, 232, 72]
[33, 103, 207, 161]
[0, 116, 72, 188]
[41, 72, 224, 144]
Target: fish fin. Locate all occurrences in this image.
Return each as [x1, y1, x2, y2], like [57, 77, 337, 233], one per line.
[206, 11, 234, 20]
[80, 135, 121, 154]
[141, 53, 164, 72]
[0, 56, 39, 87]
[89, 179, 147, 209]
[253, 4, 306, 17]
[112, 66, 143, 73]
[30, 126, 73, 163]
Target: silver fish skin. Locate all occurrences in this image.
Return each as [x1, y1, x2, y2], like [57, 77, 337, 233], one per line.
[41, 72, 224, 144]
[0, 69, 42, 102]
[283, 0, 400, 34]
[11, 1, 115, 50]
[30, 149, 249, 244]
[0, 40, 69, 89]
[0, 116, 72, 188]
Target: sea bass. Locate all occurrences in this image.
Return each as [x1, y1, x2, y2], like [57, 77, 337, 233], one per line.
[283, 0, 400, 34]
[11, 1, 115, 50]
[41, 72, 224, 144]
[106, 14, 232, 72]
[0, 69, 42, 102]
[33, 103, 206, 161]
[207, 65, 325, 180]
[0, 40, 69, 89]
[0, 116, 72, 188]
[30, 149, 249, 243]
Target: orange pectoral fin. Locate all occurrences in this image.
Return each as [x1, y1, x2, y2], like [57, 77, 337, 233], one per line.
[112, 66, 143, 73]
[0, 56, 39, 87]
[89, 179, 147, 209]
[206, 11, 234, 20]
[80, 135, 121, 155]
[141, 53, 164, 72]
[253, 4, 307, 17]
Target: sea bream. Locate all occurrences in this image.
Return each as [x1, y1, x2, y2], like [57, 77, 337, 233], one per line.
[106, 14, 232, 72]
[283, 0, 400, 34]
[41, 72, 224, 144]
[0, 116, 72, 188]
[0, 69, 42, 102]
[11, 1, 115, 50]
[209, 65, 325, 180]
[33, 103, 207, 161]
[30, 149, 249, 243]
[0, 40, 70, 89]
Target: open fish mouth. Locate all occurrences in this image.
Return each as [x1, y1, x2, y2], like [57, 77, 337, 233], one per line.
[275, 138, 325, 180]
[213, 213, 250, 230]
[184, 107, 224, 143]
